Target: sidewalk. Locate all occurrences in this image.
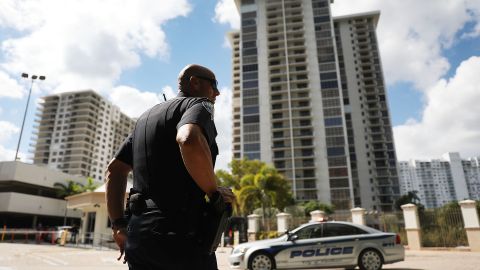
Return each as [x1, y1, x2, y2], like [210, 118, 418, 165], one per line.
[1, 243, 479, 269]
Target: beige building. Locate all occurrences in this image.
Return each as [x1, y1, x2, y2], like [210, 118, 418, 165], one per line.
[230, 0, 399, 211]
[66, 182, 132, 246]
[32, 90, 135, 182]
[0, 161, 84, 228]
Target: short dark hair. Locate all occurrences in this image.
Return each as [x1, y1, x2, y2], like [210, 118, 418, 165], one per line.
[178, 64, 215, 93]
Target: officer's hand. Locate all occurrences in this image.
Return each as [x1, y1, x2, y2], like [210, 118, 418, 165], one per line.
[112, 228, 128, 264]
[217, 186, 235, 203]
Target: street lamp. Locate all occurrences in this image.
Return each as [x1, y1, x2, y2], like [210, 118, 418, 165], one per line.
[14, 73, 46, 161]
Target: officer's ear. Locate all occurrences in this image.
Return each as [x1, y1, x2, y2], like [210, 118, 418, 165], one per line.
[189, 76, 201, 92]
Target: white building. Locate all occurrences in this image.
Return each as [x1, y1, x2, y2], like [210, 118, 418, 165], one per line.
[398, 152, 480, 208]
[0, 161, 85, 228]
[230, 0, 399, 211]
[32, 90, 135, 182]
[66, 182, 132, 246]
[463, 157, 480, 200]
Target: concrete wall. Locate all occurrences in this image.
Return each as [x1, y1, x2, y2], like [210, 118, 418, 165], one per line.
[0, 192, 81, 218]
[0, 161, 86, 188]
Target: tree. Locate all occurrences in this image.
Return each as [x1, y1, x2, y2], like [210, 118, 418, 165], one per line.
[54, 177, 100, 199]
[54, 180, 84, 198]
[216, 158, 264, 190]
[81, 177, 99, 192]
[216, 158, 294, 217]
[302, 201, 335, 216]
[394, 190, 422, 211]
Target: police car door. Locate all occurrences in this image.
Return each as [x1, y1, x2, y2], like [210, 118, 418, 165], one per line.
[318, 223, 364, 267]
[279, 224, 323, 269]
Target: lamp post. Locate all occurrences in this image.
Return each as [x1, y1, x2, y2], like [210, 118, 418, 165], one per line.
[14, 73, 46, 161]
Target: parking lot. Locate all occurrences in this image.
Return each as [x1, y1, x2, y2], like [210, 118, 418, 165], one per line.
[0, 243, 479, 270]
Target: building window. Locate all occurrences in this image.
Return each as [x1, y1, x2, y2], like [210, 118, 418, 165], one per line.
[327, 147, 345, 157]
[324, 117, 343, 126]
[244, 143, 260, 152]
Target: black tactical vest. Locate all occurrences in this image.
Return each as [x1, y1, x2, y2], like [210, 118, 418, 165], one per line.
[131, 93, 218, 217]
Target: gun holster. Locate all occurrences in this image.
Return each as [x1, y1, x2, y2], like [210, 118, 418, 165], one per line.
[125, 189, 147, 219]
[201, 192, 232, 254]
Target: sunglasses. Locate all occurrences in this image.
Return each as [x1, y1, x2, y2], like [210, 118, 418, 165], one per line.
[194, 75, 219, 92]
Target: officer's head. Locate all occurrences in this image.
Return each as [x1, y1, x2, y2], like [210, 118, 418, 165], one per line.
[178, 64, 220, 103]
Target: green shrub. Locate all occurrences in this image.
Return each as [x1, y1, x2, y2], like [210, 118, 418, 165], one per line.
[257, 231, 278, 240]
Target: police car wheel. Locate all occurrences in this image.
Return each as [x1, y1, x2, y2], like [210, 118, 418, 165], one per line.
[248, 251, 275, 270]
[358, 249, 383, 270]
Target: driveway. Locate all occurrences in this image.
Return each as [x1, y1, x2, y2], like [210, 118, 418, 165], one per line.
[0, 243, 478, 270]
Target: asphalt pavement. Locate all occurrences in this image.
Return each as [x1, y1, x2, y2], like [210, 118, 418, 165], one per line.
[0, 243, 479, 270]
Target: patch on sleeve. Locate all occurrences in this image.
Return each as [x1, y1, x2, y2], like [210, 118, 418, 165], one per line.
[202, 101, 215, 120]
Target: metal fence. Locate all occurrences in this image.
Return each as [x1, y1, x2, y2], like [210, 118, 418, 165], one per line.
[368, 212, 408, 245]
[419, 208, 468, 247]
[249, 205, 472, 248]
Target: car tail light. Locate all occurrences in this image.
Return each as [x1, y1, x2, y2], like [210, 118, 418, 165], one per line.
[395, 234, 401, 244]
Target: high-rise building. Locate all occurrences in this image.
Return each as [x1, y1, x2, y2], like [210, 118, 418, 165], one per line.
[230, 0, 399, 211]
[32, 90, 135, 182]
[399, 152, 480, 208]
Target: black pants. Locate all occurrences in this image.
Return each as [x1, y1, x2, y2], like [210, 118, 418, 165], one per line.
[125, 210, 218, 270]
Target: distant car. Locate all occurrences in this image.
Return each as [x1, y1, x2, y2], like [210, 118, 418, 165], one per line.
[229, 221, 404, 270]
[44, 226, 72, 243]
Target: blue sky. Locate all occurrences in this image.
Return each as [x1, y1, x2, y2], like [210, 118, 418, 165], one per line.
[0, 0, 479, 172]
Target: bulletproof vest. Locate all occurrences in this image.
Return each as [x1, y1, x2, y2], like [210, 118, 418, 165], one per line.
[131, 95, 218, 216]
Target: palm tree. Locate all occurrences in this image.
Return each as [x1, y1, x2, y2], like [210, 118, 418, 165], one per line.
[237, 165, 294, 230]
[54, 180, 84, 199]
[82, 177, 99, 192]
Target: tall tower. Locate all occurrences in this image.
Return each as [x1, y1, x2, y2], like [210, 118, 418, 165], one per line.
[231, 0, 399, 211]
[32, 90, 135, 182]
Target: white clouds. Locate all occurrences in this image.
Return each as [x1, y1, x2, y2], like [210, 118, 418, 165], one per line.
[0, 71, 25, 99]
[331, 0, 480, 89]
[213, 0, 240, 29]
[109, 85, 162, 118]
[0, 0, 192, 94]
[162, 85, 178, 100]
[214, 86, 233, 171]
[393, 56, 480, 160]
[0, 121, 19, 143]
[0, 121, 23, 161]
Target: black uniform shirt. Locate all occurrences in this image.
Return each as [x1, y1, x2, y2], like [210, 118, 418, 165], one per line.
[114, 92, 218, 214]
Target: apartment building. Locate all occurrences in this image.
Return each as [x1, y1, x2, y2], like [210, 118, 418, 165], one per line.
[398, 152, 480, 208]
[230, 0, 399, 211]
[32, 90, 135, 182]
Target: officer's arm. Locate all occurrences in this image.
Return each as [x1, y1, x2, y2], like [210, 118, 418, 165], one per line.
[176, 123, 217, 197]
[105, 158, 131, 222]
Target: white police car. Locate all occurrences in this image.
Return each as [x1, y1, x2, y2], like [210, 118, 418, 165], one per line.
[229, 221, 404, 270]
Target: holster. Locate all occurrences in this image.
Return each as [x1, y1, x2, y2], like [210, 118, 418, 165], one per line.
[125, 188, 146, 220]
[200, 192, 232, 254]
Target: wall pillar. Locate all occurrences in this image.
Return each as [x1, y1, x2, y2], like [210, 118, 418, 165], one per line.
[93, 206, 108, 246]
[247, 214, 261, 242]
[350, 207, 366, 226]
[401, 203, 422, 250]
[277, 213, 291, 233]
[80, 211, 88, 244]
[459, 200, 480, 252]
[310, 210, 326, 222]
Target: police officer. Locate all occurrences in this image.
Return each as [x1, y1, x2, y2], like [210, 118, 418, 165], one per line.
[105, 64, 235, 269]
